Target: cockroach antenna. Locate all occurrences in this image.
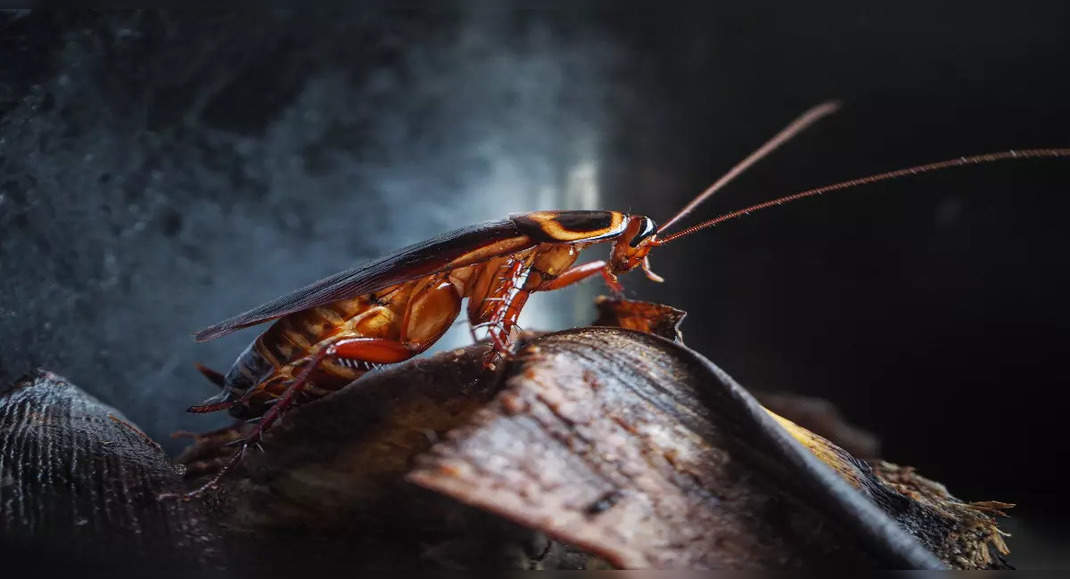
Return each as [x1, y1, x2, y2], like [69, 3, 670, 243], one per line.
[654, 148, 1070, 246]
[657, 100, 842, 235]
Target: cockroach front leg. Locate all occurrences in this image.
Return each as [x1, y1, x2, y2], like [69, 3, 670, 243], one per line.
[535, 260, 610, 291]
[533, 259, 625, 295]
[480, 260, 613, 364]
[473, 260, 618, 366]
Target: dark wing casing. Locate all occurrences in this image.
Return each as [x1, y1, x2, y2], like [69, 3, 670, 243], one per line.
[195, 219, 532, 341]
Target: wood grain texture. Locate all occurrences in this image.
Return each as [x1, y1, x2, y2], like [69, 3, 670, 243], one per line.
[406, 328, 947, 569]
[0, 369, 223, 575]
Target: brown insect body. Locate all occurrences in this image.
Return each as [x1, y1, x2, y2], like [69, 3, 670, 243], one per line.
[219, 279, 419, 417]
[198, 211, 633, 420]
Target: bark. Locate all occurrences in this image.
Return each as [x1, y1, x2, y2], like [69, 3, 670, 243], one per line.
[1, 300, 1012, 573]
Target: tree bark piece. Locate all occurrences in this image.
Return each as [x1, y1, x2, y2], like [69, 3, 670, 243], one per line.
[406, 328, 946, 569]
[4, 323, 1012, 571]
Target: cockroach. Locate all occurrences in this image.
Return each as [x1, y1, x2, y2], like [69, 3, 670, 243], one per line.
[180, 101, 1068, 497]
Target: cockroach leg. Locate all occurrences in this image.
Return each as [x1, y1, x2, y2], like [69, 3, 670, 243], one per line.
[601, 268, 625, 296]
[164, 350, 333, 501]
[489, 326, 514, 358]
[186, 399, 240, 414]
[535, 260, 607, 292]
[641, 256, 664, 283]
[328, 337, 416, 364]
[169, 430, 201, 439]
[195, 363, 226, 388]
[187, 385, 259, 414]
[479, 257, 612, 364]
[243, 348, 330, 443]
[159, 443, 249, 501]
[486, 317, 527, 365]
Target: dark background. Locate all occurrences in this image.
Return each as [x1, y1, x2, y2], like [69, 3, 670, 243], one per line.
[1, 6, 1067, 566]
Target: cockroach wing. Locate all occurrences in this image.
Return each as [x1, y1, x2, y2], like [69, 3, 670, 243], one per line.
[194, 219, 532, 341]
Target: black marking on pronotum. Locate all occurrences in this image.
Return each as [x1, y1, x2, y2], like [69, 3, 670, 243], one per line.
[550, 210, 616, 232]
[510, 210, 627, 243]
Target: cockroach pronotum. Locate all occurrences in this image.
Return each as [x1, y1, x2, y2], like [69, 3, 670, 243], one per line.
[177, 101, 1069, 498]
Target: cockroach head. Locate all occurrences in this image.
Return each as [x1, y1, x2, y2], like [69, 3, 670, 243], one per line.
[610, 215, 663, 282]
